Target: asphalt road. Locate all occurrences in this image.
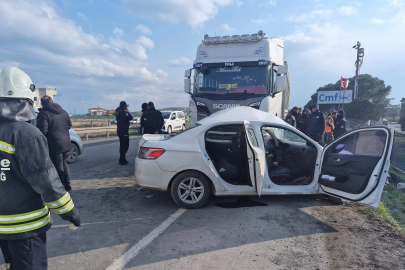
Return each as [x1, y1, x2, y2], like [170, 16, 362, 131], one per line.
[1, 136, 404, 269]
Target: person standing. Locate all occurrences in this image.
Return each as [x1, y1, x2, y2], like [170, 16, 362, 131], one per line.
[0, 66, 80, 270]
[325, 112, 335, 144]
[307, 104, 326, 143]
[140, 103, 148, 135]
[297, 108, 309, 135]
[145, 102, 164, 134]
[285, 107, 299, 128]
[333, 110, 348, 138]
[116, 101, 133, 165]
[37, 95, 73, 191]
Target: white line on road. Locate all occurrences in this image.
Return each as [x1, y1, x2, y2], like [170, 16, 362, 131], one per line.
[105, 208, 187, 270]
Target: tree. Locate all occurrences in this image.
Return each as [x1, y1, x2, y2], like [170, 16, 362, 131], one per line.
[400, 98, 405, 131]
[385, 104, 401, 121]
[344, 98, 380, 121]
[304, 74, 392, 121]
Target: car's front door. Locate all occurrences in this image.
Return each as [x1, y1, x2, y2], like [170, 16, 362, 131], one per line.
[318, 127, 393, 207]
[244, 121, 266, 196]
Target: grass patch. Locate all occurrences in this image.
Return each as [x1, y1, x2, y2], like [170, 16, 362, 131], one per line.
[393, 134, 405, 168]
[360, 168, 405, 232]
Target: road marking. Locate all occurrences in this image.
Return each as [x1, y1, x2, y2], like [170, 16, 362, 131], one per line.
[85, 139, 140, 149]
[106, 208, 187, 270]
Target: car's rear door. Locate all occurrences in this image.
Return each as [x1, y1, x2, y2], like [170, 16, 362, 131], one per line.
[318, 127, 393, 207]
[244, 121, 266, 196]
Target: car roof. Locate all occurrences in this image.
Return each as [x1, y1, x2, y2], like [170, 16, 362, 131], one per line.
[198, 106, 287, 126]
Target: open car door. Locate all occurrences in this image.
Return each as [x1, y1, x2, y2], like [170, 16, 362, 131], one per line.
[244, 121, 266, 196]
[318, 127, 393, 208]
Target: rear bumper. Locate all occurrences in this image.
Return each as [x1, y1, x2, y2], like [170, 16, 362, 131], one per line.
[134, 157, 175, 191]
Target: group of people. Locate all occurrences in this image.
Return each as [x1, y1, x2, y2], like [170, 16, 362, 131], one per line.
[285, 104, 347, 144]
[115, 101, 164, 165]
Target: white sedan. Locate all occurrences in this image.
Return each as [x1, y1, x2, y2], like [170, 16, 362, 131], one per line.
[135, 107, 393, 209]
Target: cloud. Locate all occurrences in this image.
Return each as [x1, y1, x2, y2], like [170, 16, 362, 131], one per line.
[135, 24, 153, 35]
[268, 0, 277, 7]
[221, 23, 235, 31]
[77, 13, 88, 20]
[113, 27, 125, 36]
[235, 0, 243, 7]
[282, 29, 313, 43]
[124, 0, 233, 27]
[390, 0, 404, 7]
[371, 18, 386, 24]
[0, 0, 183, 113]
[251, 19, 267, 24]
[338, 6, 357, 15]
[286, 9, 333, 22]
[168, 58, 192, 66]
[136, 36, 154, 49]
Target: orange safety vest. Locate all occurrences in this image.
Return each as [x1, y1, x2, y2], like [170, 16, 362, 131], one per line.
[325, 116, 334, 133]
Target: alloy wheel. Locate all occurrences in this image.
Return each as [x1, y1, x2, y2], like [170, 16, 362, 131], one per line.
[177, 177, 204, 204]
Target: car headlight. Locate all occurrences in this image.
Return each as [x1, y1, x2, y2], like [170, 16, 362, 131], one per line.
[249, 102, 261, 107]
[196, 102, 207, 106]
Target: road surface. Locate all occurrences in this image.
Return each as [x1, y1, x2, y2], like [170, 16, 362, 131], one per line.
[1, 136, 404, 269]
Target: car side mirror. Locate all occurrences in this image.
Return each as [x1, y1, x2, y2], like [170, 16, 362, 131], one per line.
[184, 78, 191, 94]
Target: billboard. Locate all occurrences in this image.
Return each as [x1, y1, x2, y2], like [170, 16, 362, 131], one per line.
[317, 90, 353, 105]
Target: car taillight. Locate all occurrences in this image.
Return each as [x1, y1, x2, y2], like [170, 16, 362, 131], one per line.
[138, 147, 165, 160]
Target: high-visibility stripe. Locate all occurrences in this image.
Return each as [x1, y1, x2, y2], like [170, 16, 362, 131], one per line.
[0, 141, 15, 154]
[0, 206, 48, 224]
[5, 263, 10, 269]
[0, 212, 50, 234]
[52, 199, 74, 215]
[46, 192, 70, 209]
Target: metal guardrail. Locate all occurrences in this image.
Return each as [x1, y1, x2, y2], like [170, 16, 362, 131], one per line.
[74, 125, 140, 140]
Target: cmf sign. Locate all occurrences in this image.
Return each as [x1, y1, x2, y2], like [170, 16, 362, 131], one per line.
[317, 90, 353, 105]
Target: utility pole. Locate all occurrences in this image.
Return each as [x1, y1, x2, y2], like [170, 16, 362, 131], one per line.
[353, 41, 364, 99]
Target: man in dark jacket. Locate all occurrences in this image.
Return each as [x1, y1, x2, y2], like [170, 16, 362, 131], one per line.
[145, 102, 164, 134]
[307, 104, 326, 143]
[37, 95, 73, 191]
[297, 108, 309, 135]
[0, 66, 80, 270]
[116, 101, 133, 165]
[285, 106, 299, 128]
[140, 103, 148, 135]
[333, 110, 348, 138]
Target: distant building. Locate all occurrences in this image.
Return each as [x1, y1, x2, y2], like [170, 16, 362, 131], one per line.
[34, 88, 57, 109]
[88, 107, 106, 116]
[106, 110, 116, 116]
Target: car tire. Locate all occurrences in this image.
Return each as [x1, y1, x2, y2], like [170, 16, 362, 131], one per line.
[182, 124, 185, 131]
[168, 126, 172, 135]
[66, 143, 79, 164]
[171, 171, 211, 209]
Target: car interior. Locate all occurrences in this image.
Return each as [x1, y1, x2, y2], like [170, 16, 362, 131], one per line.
[205, 124, 318, 186]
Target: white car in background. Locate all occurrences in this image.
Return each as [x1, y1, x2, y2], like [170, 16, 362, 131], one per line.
[161, 111, 186, 134]
[135, 107, 393, 209]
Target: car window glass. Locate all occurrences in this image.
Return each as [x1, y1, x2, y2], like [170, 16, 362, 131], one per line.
[262, 126, 306, 144]
[171, 113, 177, 120]
[246, 128, 258, 147]
[178, 112, 185, 119]
[330, 130, 387, 156]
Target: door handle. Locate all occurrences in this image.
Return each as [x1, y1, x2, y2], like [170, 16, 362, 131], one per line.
[334, 158, 341, 162]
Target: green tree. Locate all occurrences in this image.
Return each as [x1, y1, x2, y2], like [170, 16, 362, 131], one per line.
[304, 74, 392, 120]
[400, 98, 405, 131]
[344, 98, 380, 121]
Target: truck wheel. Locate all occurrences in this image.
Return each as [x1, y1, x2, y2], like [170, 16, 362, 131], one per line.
[67, 143, 79, 164]
[171, 171, 211, 209]
[168, 126, 172, 135]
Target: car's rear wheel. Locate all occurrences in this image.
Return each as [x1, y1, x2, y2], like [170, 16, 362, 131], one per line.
[66, 143, 79, 164]
[167, 126, 172, 135]
[171, 171, 211, 209]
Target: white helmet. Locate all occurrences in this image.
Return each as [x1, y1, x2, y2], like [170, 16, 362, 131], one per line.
[0, 66, 36, 103]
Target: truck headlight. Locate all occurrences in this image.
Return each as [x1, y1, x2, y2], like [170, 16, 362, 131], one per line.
[196, 102, 207, 106]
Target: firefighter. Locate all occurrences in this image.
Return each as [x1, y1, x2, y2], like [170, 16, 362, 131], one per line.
[0, 66, 80, 269]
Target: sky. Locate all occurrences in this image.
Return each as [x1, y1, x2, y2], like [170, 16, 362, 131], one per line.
[0, 0, 404, 114]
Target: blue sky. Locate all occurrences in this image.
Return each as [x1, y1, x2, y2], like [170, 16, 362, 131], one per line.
[0, 0, 404, 114]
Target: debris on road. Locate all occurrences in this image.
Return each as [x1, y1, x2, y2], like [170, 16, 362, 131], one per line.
[145, 195, 154, 199]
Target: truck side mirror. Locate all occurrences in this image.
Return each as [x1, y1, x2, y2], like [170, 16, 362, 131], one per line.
[184, 78, 191, 94]
[277, 65, 287, 75]
[184, 69, 192, 78]
[276, 75, 287, 93]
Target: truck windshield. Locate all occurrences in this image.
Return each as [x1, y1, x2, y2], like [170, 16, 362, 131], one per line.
[193, 66, 270, 96]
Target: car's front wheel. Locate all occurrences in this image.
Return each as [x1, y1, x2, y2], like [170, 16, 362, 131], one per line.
[66, 143, 79, 164]
[181, 124, 185, 131]
[167, 126, 172, 135]
[171, 171, 211, 209]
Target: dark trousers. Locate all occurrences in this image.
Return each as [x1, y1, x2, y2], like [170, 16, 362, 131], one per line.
[326, 132, 334, 144]
[0, 233, 47, 270]
[308, 133, 322, 143]
[119, 135, 130, 161]
[50, 151, 71, 186]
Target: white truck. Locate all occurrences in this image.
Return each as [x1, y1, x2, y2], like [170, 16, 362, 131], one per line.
[184, 30, 290, 127]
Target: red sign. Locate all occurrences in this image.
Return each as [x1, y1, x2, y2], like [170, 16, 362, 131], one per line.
[340, 77, 346, 90]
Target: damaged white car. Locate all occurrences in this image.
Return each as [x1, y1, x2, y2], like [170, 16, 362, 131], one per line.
[135, 107, 393, 209]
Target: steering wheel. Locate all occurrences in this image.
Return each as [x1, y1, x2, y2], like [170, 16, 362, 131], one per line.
[264, 129, 280, 163]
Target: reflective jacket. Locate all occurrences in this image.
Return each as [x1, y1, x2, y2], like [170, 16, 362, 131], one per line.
[325, 116, 334, 133]
[0, 98, 79, 240]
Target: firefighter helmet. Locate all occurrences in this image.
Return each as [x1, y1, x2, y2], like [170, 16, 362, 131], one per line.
[0, 66, 36, 103]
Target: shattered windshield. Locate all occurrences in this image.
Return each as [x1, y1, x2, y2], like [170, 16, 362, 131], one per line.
[193, 66, 270, 96]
